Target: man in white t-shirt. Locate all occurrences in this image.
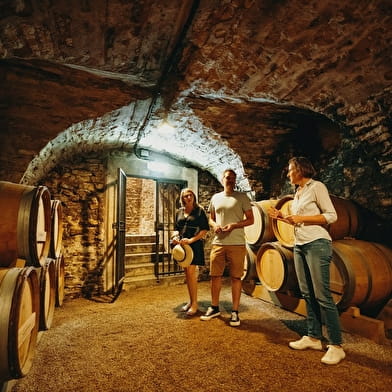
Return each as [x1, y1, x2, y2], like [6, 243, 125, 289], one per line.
[200, 169, 254, 326]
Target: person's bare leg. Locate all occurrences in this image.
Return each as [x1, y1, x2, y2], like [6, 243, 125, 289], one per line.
[231, 277, 242, 311]
[185, 265, 198, 313]
[211, 275, 222, 307]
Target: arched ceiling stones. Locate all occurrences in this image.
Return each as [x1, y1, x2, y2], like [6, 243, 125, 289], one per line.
[21, 99, 250, 190]
[0, 0, 391, 208]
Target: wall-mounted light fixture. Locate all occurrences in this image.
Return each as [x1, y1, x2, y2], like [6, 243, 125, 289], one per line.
[139, 149, 150, 158]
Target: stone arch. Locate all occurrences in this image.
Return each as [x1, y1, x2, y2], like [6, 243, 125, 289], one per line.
[21, 98, 251, 191]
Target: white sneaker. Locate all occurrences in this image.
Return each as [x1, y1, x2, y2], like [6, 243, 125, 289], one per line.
[321, 345, 346, 365]
[200, 306, 220, 321]
[229, 311, 240, 327]
[289, 336, 323, 351]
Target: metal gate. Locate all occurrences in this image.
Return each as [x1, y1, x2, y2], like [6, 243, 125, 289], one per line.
[154, 180, 186, 280]
[112, 168, 126, 301]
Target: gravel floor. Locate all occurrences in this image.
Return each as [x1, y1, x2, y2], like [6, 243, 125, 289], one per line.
[5, 279, 392, 392]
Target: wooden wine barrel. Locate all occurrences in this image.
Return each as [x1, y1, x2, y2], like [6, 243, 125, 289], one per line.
[0, 182, 52, 268]
[271, 196, 295, 248]
[328, 195, 361, 240]
[0, 267, 40, 381]
[241, 244, 258, 295]
[242, 244, 258, 281]
[271, 195, 363, 248]
[244, 200, 277, 246]
[330, 239, 392, 311]
[37, 259, 56, 330]
[256, 242, 298, 293]
[49, 200, 63, 259]
[55, 254, 65, 307]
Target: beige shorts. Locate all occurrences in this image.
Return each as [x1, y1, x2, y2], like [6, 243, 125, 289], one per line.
[210, 245, 246, 279]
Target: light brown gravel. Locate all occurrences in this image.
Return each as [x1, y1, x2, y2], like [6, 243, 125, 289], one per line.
[6, 279, 392, 392]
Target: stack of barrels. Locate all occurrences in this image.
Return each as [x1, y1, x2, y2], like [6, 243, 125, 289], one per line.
[0, 181, 64, 383]
[242, 200, 277, 295]
[243, 194, 392, 317]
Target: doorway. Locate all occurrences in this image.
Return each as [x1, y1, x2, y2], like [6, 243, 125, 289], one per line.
[124, 176, 186, 281]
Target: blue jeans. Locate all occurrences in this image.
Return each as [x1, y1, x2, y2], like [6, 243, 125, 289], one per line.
[293, 239, 342, 345]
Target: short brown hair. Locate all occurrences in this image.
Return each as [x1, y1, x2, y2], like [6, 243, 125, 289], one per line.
[222, 169, 237, 178]
[288, 157, 316, 178]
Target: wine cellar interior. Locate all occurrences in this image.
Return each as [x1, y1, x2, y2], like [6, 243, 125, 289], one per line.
[0, 1, 391, 391]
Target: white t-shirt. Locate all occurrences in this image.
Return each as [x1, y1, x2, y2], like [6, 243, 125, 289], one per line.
[209, 191, 252, 245]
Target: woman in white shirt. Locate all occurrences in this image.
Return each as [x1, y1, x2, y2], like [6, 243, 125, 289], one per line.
[268, 156, 345, 365]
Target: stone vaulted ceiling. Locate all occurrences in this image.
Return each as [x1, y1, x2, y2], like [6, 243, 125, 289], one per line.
[0, 0, 391, 214]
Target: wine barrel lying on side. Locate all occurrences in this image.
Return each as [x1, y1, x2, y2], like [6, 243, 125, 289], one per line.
[49, 199, 63, 259]
[271, 194, 363, 248]
[0, 267, 40, 381]
[256, 241, 298, 294]
[0, 182, 51, 268]
[241, 244, 259, 296]
[244, 200, 277, 247]
[330, 239, 392, 311]
[37, 259, 56, 330]
[55, 254, 65, 307]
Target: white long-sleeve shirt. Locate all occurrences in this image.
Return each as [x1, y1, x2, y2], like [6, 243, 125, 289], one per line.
[290, 179, 337, 245]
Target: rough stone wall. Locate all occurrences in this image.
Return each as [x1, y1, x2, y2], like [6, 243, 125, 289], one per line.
[1, 0, 390, 221]
[268, 134, 392, 247]
[23, 147, 392, 299]
[126, 178, 155, 235]
[39, 155, 221, 297]
[126, 178, 142, 235]
[35, 150, 392, 299]
[41, 154, 107, 299]
[138, 179, 156, 235]
[1, 0, 390, 298]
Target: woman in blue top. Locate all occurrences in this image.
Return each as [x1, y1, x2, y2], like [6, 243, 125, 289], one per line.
[268, 157, 345, 365]
[171, 188, 209, 316]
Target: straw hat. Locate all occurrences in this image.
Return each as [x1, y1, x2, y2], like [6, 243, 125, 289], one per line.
[172, 243, 194, 268]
